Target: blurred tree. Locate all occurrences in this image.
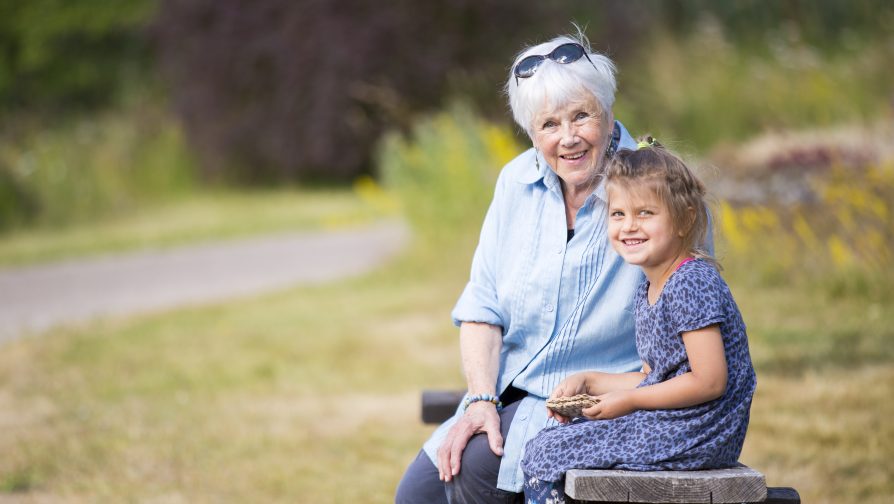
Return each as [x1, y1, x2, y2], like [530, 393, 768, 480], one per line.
[3, 0, 890, 184]
[657, 0, 894, 50]
[0, 0, 155, 112]
[153, 0, 589, 182]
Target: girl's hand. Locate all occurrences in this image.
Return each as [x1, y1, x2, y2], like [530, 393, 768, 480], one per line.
[547, 372, 592, 423]
[583, 390, 636, 420]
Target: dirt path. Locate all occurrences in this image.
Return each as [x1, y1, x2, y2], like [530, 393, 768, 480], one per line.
[0, 221, 408, 342]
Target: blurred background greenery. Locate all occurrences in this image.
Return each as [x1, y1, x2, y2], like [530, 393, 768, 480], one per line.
[0, 1, 892, 502]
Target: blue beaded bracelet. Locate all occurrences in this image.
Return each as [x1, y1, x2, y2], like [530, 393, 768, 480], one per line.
[462, 393, 503, 412]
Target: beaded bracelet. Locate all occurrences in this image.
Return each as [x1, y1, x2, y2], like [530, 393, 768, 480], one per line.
[462, 393, 503, 412]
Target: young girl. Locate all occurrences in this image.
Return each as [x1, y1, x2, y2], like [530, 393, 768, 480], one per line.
[520, 139, 756, 504]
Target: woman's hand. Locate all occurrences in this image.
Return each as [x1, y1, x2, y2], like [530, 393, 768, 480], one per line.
[437, 401, 503, 482]
[583, 389, 636, 420]
[547, 372, 592, 423]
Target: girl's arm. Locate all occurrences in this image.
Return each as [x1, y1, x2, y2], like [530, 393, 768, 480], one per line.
[551, 370, 645, 399]
[583, 324, 727, 419]
[548, 370, 645, 423]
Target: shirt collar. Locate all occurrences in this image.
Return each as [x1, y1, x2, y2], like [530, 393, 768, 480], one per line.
[515, 148, 547, 185]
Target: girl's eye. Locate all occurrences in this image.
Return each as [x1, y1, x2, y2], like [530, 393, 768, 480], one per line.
[610, 210, 624, 218]
[638, 210, 654, 216]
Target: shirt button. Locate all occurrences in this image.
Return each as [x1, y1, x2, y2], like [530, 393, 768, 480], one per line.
[557, 247, 563, 254]
[545, 303, 554, 312]
[518, 414, 528, 421]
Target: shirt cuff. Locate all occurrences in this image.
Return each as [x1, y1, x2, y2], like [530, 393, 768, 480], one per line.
[451, 282, 504, 328]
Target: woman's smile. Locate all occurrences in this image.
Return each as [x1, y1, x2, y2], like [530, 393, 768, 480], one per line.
[532, 99, 611, 192]
[561, 150, 587, 161]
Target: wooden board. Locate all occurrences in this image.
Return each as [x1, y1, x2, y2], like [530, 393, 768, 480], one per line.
[421, 390, 465, 424]
[565, 465, 767, 503]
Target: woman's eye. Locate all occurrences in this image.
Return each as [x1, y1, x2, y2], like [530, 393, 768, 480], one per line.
[574, 112, 589, 121]
[542, 121, 557, 129]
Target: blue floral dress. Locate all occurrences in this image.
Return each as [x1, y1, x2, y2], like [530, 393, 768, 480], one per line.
[521, 259, 756, 487]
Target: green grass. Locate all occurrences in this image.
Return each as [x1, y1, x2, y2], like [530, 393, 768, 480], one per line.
[1, 104, 891, 502]
[0, 245, 469, 502]
[0, 235, 891, 503]
[733, 284, 894, 503]
[0, 188, 391, 267]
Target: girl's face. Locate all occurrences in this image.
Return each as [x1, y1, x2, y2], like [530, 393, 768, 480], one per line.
[531, 98, 612, 192]
[607, 184, 686, 278]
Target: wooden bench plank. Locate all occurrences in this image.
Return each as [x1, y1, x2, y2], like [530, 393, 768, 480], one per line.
[421, 390, 465, 424]
[565, 465, 767, 503]
[763, 487, 801, 503]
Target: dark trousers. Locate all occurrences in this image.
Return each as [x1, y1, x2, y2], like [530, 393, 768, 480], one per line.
[395, 397, 526, 504]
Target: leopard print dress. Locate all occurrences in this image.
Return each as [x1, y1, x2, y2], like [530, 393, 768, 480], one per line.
[521, 259, 756, 482]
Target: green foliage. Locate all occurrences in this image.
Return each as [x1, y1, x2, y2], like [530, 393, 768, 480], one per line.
[650, 0, 894, 50]
[615, 26, 894, 151]
[716, 161, 894, 301]
[378, 103, 521, 249]
[0, 0, 155, 111]
[0, 103, 196, 231]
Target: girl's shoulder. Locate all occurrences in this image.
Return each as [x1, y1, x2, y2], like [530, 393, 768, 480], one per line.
[671, 259, 724, 289]
[663, 260, 733, 332]
[665, 259, 731, 306]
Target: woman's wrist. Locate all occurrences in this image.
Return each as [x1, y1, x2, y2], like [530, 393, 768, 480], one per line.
[462, 393, 503, 412]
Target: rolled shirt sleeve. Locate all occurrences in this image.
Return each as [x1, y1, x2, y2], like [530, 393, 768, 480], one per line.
[451, 170, 509, 329]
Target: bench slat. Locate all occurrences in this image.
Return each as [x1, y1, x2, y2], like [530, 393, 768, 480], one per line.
[565, 465, 767, 503]
[763, 486, 801, 503]
[421, 390, 465, 424]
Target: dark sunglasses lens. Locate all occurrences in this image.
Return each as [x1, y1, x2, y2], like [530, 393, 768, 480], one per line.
[550, 43, 585, 64]
[515, 55, 545, 78]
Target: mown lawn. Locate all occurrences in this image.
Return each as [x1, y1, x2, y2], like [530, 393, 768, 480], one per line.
[0, 228, 891, 502]
[0, 188, 386, 267]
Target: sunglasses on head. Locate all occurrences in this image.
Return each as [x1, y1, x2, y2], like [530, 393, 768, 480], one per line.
[513, 42, 596, 86]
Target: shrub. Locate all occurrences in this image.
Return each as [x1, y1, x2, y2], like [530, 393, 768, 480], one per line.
[0, 103, 195, 231]
[377, 103, 520, 249]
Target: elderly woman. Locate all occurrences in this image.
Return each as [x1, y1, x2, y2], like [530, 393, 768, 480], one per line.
[395, 34, 644, 504]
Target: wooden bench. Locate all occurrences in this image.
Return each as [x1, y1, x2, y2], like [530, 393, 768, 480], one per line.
[422, 391, 800, 503]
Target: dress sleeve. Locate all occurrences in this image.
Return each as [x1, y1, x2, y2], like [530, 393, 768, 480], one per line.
[669, 266, 726, 334]
[450, 170, 508, 329]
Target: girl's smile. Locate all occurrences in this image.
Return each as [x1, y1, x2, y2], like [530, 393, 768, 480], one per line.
[607, 186, 687, 286]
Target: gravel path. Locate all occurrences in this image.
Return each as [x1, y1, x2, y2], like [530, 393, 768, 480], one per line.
[0, 221, 408, 342]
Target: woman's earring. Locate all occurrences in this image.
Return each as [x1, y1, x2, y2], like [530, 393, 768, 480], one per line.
[604, 122, 620, 158]
[534, 148, 541, 171]
[604, 134, 616, 159]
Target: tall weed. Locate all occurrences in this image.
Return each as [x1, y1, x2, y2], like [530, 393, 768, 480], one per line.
[377, 102, 521, 253]
[0, 104, 196, 231]
[615, 24, 894, 151]
[718, 162, 894, 300]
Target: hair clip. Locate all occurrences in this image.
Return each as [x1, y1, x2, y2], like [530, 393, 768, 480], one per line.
[636, 136, 658, 150]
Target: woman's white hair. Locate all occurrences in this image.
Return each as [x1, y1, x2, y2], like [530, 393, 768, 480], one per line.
[505, 32, 617, 138]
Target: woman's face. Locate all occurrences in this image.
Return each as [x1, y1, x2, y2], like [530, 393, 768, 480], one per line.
[531, 97, 612, 192]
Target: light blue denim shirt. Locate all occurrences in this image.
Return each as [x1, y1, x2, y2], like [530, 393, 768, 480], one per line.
[423, 121, 645, 493]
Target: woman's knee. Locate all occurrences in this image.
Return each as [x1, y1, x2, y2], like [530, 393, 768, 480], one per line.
[395, 450, 447, 504]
